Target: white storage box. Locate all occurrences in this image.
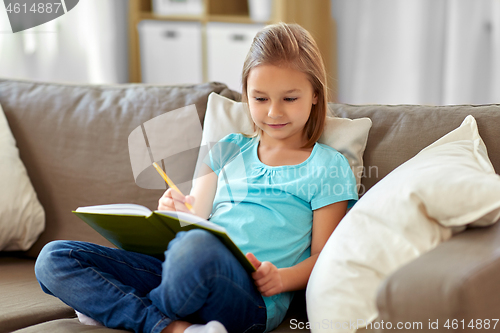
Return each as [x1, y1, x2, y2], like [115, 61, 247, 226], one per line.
[138, 20, 203, 85]
[206, 22, 264, 92]
[152, 0, 203, 16]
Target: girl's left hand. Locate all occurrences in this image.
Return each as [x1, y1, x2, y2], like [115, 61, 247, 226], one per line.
[245, 252, 283, 297]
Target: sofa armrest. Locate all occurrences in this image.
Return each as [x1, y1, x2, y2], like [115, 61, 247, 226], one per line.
[373, 219, 500, 332]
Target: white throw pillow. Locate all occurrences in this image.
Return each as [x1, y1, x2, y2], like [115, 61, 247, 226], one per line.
[0, 103, 45, 251]
[306, 115, 500, 333]
[192, 92, 372, 189]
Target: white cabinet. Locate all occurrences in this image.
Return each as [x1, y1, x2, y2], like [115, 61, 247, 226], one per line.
[138, 20, 203, 85]
[206, 22, 264, 92]
[152, 0, 203, 16]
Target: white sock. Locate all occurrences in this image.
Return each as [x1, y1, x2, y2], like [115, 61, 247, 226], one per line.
[75, 310, 103, 326]
[184, 321, 228, 333]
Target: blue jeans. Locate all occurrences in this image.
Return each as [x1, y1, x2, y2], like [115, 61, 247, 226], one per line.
[35, 229, 267, 333]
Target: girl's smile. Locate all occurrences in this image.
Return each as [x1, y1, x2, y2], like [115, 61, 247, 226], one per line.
[266, 123, 289, 129]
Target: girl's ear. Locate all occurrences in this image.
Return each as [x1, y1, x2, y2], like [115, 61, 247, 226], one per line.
[312, 92, 318, 105]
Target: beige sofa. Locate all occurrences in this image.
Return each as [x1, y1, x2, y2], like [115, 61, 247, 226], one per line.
[0, 78, 499, 333]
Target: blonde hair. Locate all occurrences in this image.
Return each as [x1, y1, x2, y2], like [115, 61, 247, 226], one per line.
[241, 22, 328, 149]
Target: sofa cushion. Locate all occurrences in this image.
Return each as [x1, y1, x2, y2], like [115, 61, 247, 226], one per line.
[0, 256, 75, 333]
[375, 219, 500, 328]
[0, 79, 238, 257]
[306, 115, 500, 332]
[0, 103, 45, 251]
[330, 104, 500, 194]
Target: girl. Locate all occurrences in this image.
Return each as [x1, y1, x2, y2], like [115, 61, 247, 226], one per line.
[35, 23, 357, 333]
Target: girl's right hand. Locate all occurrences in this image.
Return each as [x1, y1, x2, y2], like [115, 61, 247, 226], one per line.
[158, 188, 195, 214]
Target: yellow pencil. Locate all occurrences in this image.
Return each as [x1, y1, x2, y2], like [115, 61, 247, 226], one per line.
[152, 162, 195, 214]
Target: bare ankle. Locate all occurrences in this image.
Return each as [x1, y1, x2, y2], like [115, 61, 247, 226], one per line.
[161, 320, 192, 333]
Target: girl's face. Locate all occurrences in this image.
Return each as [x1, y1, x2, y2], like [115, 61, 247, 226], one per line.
[246, 64, 318, 147]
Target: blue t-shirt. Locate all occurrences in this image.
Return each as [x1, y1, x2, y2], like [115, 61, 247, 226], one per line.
[204, 133, 358, 332]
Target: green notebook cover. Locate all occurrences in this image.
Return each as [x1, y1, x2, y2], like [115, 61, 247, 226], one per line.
[72, 204, 255, 273]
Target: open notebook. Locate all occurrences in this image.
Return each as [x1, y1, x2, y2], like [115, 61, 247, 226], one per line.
[73, 204, 255, 273]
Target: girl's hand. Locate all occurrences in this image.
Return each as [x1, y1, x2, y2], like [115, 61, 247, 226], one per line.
[246, 252, 283, 297]
[158, 188, 195, 214]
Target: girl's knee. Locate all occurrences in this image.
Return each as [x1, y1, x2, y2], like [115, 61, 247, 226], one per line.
[35, 240, 75, 285]
[166, 229, 228, 271]
[167, 229, 217, 251]
[169, 230, 219, 255]
[181, 229, 217, 246]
